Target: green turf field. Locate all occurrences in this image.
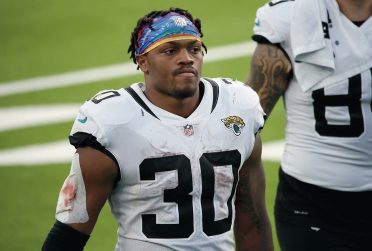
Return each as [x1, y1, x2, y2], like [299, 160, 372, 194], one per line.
[0, 1, 285, 250]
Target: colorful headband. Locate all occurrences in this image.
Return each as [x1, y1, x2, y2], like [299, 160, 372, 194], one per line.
[135, 12, 201, 55]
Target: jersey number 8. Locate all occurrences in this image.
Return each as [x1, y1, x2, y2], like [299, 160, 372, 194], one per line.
[312, 69, 372, 137]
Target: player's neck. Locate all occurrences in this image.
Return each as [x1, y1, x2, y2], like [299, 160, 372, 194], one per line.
[144, 85, 202, 118]
[336, 0, 372, 22]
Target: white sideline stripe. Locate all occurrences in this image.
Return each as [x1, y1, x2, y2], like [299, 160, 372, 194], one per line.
[262, 140, 285, 162]
[0, 141, 75, 166]
[0, 140, 284, 166]
[0, 41, 256, 97]
[0, 104, 80, 132]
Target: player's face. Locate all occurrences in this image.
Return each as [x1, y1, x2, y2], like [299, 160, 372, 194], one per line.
[138, 39, 203, 99]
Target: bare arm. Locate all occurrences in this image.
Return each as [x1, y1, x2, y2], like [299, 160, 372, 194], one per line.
[234, 134, 273, 251]
[68, 147, 118, 234]
[42, 147, 118, 250]
[246, 43, 292, 117]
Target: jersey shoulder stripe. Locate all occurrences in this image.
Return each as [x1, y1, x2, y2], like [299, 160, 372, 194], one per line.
[125, 86, 159, 119]
[201, 77, 219, 113]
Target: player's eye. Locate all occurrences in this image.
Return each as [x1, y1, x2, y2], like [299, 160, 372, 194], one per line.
[163, 48, 177, 55]
[190, 46, 202, 54]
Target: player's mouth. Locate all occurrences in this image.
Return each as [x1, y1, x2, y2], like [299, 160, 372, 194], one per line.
[173, 67, 197, 77]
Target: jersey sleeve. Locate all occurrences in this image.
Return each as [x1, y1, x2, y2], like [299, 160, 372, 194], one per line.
[252, 1, 294, 44]
[69, 90, 116, 150]
[69, 102, 109, 151]
[69, 92, 121, 181]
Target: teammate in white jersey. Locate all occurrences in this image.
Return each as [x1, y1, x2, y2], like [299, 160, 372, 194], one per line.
[246, 0, 372, 250]
[42, 7, 274, 251]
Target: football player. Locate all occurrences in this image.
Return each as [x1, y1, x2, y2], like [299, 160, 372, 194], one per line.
[246, 0, 372, 250]
[42, 7, 274, 251]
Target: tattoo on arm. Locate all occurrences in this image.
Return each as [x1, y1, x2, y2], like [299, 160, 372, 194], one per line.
[246, 43, 292, 117]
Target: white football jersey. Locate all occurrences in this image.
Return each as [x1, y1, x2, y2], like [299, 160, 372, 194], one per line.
[253, 0, 372, 191]
[70, 78, 265, 250]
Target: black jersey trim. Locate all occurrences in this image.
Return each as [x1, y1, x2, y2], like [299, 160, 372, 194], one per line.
[69, 132, 121, 184]
[251, 35, 284, 52]
[251, 35, 274, 44]
[268, 0, 294, 7]
[202, 78, 220, 113]
[125, 86, 159, 120]
[221, 78, 233, 85]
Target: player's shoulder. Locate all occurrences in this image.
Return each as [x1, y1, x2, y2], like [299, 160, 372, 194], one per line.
[81, 88, 124, 109]
[202, 77, 243, 87]
[254, 0, 295, 42]
[258, 0, 295, 14]
[78, 87, 135, 123]
[202, 77, 260, 109]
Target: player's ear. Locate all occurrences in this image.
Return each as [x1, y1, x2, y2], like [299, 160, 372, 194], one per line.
[136, 55, 148, 73]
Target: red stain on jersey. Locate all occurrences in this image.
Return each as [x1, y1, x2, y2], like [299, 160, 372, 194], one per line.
[61, 178, 76, 209]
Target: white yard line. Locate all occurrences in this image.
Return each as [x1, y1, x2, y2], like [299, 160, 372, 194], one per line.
[0, 141, 75, 166]
[0, 104, 80, 132]
[0, 139, 284, 166]
[0, 41, 256, 97]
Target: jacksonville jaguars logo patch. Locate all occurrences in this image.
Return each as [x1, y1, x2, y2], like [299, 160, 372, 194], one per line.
[221, 115, 245, 136]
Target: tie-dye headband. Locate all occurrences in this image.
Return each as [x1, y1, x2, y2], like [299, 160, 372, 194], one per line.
[135, 12, 201, 55]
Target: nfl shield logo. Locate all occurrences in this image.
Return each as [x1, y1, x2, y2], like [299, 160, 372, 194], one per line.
[183, 124, 194, 136]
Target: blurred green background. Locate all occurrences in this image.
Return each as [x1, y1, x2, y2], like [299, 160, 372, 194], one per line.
[0, 0, 285, 250]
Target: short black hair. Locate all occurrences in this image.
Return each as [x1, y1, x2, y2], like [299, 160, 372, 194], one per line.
[127, 7, 207, 65]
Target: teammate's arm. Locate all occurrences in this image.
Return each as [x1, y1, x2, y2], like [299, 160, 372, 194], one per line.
[234, 133, 274, 251]
[42, 147, 118, 251]
[246, 43, 292, 117]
